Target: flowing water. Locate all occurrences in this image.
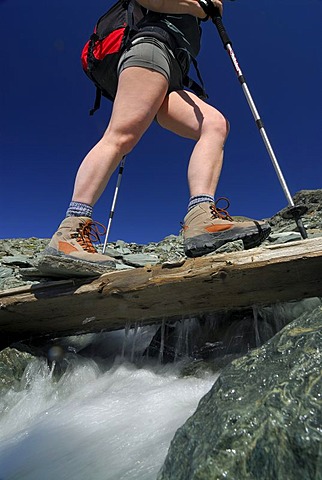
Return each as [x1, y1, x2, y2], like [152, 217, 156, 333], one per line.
[1, 298, 320, 479]
[0, 326, 218, 480]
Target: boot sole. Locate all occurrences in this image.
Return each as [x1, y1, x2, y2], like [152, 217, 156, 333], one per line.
[42, 246, 116, 268]
[184, 224, 271, 258]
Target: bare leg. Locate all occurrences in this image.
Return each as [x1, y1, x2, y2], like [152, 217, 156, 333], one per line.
[157, 92, 271, 259]
[157, 90, 229, 197]
[72, 67, 169, 205]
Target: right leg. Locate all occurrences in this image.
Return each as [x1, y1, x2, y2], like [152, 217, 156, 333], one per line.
[72, 66, 169, 206]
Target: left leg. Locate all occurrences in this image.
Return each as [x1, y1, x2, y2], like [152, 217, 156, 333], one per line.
[157, 89, 229, 197]
[157, 90, 271, 257]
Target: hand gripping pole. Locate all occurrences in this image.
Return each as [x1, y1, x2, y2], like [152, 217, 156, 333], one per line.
[199, 1, 308, 239]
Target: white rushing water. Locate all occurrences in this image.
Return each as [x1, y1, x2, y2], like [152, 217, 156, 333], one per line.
[0, 327, 218, 480]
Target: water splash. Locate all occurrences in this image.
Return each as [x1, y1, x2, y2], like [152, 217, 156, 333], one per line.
[0, 356, 217, 480]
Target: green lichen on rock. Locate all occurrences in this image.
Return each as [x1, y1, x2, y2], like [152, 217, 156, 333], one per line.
[158, 306, 322, 480]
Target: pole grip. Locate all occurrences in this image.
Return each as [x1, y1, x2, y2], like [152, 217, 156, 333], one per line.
[212, 14, 232, 49]
[198, 0, 231, 47]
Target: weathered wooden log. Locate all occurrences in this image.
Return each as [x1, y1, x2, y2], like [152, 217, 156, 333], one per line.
[1, 237, 322, 341]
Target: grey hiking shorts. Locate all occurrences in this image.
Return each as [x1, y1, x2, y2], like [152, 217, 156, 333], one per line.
[117, 37, 184, 94]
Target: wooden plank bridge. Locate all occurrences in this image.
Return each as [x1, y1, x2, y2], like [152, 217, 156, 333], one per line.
[1, 237, 322, 343]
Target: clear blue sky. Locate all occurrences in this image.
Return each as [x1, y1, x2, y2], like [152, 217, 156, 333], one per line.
[1, 0, 321, 243]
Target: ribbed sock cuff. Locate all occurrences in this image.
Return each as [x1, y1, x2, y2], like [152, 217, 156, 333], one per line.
[66, 201, 93, 218]
[188, 194, 214, 212]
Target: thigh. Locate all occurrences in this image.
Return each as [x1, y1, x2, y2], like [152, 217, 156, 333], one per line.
[156, 90, 226, 141]
[105, 66, 169, 141]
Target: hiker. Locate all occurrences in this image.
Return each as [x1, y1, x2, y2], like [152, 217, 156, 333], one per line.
[45, 0, 271, 266]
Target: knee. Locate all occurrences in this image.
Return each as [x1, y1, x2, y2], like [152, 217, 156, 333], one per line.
[116, 132, 138, 155]
[102, 130, 138, 156]
[203, 110, 230, 145]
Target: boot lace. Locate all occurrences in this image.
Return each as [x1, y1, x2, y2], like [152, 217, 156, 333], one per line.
[74, 220, 106, 253]
[210, 197, 234, 222]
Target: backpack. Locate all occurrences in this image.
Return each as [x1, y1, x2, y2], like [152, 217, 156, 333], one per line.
[81, 0, 145, 114]
[81, 0, 206, 115]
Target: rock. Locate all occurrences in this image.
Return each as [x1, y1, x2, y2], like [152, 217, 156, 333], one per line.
[293, 189, 322, 212]
[1, 255, 33, 267]
[113, 240, 133, 255]
[0, 238, 51, 290]
[0, 238, 49, 257]
[122, 253, 160, 267]
[99, 247, 124, 259]
[0, 277, 33, 291]
[162, 257, 186, 269]
[0, 265, 13, 279]
[0, 347, 36, 392]
[145, 234, 185, 263]
[268, 232, 302, 244]
[269, 189, 322, 237]
[114, 263, 136, 270]
[158, 305, 322, 480]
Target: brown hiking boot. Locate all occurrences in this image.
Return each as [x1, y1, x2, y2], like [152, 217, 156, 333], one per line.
[183, 199, 271, 258]
[44, 216, 116, 267]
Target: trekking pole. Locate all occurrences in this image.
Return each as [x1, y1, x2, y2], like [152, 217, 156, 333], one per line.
[198, 0, 308, 239]
[102, 155, 126, 253]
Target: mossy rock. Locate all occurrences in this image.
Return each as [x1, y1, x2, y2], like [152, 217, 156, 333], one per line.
[158, 306, 322, 480]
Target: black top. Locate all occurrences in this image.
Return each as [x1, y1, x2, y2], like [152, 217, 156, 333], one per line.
[138, 11, 202, 58]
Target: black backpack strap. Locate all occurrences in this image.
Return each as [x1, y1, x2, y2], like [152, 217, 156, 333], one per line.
[184, 56, 208, 100]
[183, 76, 207, 100]
[89, 87, 102, 116]
[126, 0, 146, 34]
[131, 26, 208, 100]
[126, 0, 136, 28]
[87, 33, 99, 74]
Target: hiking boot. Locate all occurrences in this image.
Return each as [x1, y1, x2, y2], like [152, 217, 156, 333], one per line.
[183, 199, 271, 258]
[44, 216, 116, 267]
